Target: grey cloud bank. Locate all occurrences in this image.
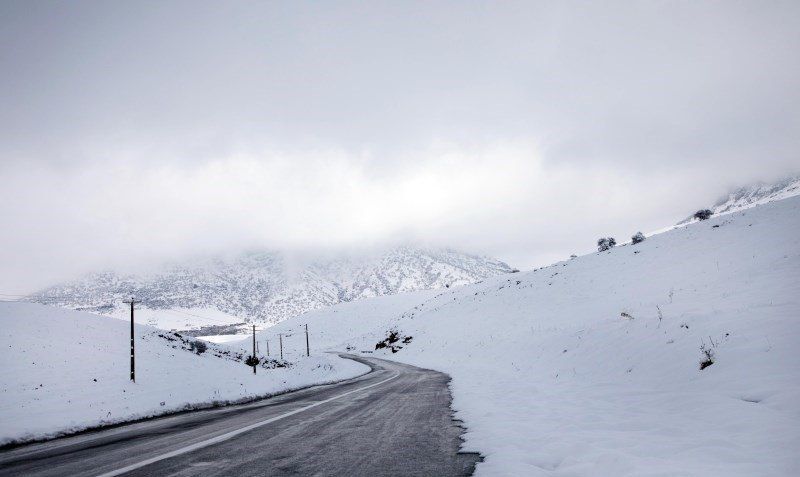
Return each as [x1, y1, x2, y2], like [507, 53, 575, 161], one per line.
[1, 1, 798, 293]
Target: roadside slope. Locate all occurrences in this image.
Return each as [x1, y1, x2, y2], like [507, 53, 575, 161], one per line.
[274, 196, 800, 476]
[245, 289, 439, 359]
[0, 303, 368, 446]
[369, 195, 800, 475]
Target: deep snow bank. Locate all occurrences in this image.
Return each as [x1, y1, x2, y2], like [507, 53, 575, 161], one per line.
[278, 196, 800, 476]
[0, 303, 368, 446]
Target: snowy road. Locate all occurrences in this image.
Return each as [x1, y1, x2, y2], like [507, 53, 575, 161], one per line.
[0, 355, 480, 477]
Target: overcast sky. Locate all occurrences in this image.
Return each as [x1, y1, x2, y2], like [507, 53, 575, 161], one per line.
[1, 0, 799, 294]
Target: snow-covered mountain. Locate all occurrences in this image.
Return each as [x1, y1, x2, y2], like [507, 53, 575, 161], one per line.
[710, 174, 800, 215]
[679, 174, 800, 224]
[28, 247, 514, 328]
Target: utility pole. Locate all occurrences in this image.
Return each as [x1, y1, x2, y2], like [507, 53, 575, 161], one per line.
[252, 324, 257, 375]
[305, 323, 310, 357]
[122, 297, 140, 383]
[266, 339, 269, 357]
[279, 333, 283, 360]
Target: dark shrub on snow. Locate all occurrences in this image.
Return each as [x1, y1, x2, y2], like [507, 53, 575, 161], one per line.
[189, 340, 208, 354]
[375, 330, 411, 352]
[631, 232, 646, 244]
[699, 346, 715, 370]
[694, 209, 713, 221]
[597, 237, 616, 252]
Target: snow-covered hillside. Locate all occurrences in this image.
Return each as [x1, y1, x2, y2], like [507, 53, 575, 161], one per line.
[27, 247, 513, 329]
[679, 174, 800, 224]
[236, 289, 441, 359]
[264, 195, 800, 476]
[0, 303, 368, 446]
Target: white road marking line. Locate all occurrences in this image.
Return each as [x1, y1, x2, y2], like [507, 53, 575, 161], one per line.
[96, 372, 400, 477]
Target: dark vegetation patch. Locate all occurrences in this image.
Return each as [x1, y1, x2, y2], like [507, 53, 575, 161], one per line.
[189, 340, 207, 354]
[699, 347, 715, 370]
[152, 331, 246, 362]
[699, 333, 729, 370]
[694, 209, 713, 220]
[375, 330, 413, 353]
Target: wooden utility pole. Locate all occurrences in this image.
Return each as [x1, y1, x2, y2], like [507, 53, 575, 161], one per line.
[279, 333, 283, 360]
[305, 324, 310, 357]
[122, 297, 140, 382]
[252, 324, 257, 375]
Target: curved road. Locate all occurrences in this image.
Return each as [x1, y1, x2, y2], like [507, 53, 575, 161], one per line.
[0, 355, 480, 477]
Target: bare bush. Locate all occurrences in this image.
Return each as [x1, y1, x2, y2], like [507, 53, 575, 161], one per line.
[694, 209, 713, 221]
[597, 237, 616, 252]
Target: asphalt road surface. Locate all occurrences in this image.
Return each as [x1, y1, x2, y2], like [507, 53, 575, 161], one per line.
[0, 355, 481, 477]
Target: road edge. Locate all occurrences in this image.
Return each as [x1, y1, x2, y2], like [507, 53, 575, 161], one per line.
[0, 353, 374, 452]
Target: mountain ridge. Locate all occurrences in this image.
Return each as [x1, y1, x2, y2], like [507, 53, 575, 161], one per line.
[28, 246, 514, 327]
[678, 174, 800, 225]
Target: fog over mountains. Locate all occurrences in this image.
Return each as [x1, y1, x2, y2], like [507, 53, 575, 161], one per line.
[27, 175, 799, 330]
[28, 247, 514, 327]
[710, 175, 800, 215]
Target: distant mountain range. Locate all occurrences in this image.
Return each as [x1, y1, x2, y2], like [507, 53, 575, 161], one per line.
[679, 175, 800, 224]
[28, 247, 514, 328]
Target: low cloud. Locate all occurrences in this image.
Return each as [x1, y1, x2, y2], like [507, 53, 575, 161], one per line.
[1, 1, 798, 293]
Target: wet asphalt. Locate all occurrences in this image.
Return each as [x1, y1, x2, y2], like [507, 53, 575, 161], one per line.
[0, 354, 480, 477]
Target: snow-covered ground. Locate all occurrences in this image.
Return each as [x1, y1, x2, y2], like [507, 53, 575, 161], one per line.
[237, 289, 440, 359]
[266, 196, 800, 476]
[106, 305, 246, 331]
[0, 303, 368, 446]
[197, 333, 250, 344]
[3, 193, 798, 474]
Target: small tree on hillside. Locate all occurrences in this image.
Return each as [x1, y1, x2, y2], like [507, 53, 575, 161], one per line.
[597, 237, 616, 252]
[631, 232, 646, 244]
[189, 340, 208, 354]
[694, 209, 713, 221]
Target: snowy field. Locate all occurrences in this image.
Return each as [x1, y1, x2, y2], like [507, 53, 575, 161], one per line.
[106, 305, 246, 331]
[237, 289, 440, 359]
[269, 196, 800, 476]
[0, 303, 368, 446]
